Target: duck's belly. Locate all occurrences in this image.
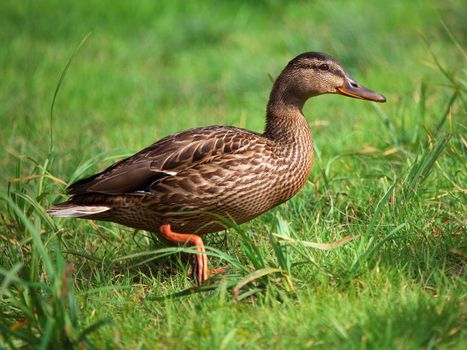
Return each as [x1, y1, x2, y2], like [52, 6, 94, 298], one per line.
[133, 169, 310, 235]
[107, 191, 292, 235]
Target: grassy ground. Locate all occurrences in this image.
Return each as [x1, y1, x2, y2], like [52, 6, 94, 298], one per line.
[1, 0, 466, 349]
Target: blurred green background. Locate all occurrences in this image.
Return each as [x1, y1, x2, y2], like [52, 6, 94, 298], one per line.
[1, 0, 464, 181]
[0, 0, 465, 349]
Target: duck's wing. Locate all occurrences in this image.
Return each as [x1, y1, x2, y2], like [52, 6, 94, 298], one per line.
[67, 126, 263, 195]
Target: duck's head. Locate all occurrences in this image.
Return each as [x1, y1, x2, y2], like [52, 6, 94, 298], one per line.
[275, 52, 386, 104]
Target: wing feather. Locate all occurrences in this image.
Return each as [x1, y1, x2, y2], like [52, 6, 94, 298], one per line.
[67, 125, 264, 195]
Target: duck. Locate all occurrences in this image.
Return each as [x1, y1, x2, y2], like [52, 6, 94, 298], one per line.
[48, 52, 386, 284]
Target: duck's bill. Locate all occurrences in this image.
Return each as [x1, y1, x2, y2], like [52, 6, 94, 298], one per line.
[336, 77, 386, 103]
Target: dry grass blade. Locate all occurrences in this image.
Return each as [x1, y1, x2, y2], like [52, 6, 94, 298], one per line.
[8, 174, 67, 186]
[273, 234, 357, 250]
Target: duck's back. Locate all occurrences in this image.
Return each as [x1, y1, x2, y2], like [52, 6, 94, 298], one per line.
[68, 125, 266, 195]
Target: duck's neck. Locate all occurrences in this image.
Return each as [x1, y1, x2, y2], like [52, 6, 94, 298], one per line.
[264, 76, 310, 142]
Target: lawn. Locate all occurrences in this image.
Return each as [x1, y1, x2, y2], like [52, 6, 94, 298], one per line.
[0, 0, 465, 349]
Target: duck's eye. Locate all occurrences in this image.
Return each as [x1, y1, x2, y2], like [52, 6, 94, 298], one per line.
[319, 64, 329, 71]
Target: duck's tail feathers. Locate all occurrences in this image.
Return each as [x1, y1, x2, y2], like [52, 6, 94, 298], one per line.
[47, 202, 111, 218]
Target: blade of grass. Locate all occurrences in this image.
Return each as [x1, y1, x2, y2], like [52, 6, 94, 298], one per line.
[49, 32, 91, 155]
[233, 268, 286, 301]
[273, 233, 356, 250]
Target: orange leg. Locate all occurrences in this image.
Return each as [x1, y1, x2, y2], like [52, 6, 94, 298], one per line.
[159, 224, 208, 284]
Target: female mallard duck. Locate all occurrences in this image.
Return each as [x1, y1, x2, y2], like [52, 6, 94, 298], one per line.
[49, 52, 386, 284]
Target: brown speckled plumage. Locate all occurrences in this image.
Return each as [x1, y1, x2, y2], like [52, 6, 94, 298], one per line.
[64, 123, 313, 234]
[49, 52, 386, 283]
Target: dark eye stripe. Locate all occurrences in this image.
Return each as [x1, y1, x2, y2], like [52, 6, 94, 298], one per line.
[295, 63, 332, 71]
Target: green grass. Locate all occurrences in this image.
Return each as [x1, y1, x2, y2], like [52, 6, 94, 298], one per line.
[1, 0, 466, 348]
